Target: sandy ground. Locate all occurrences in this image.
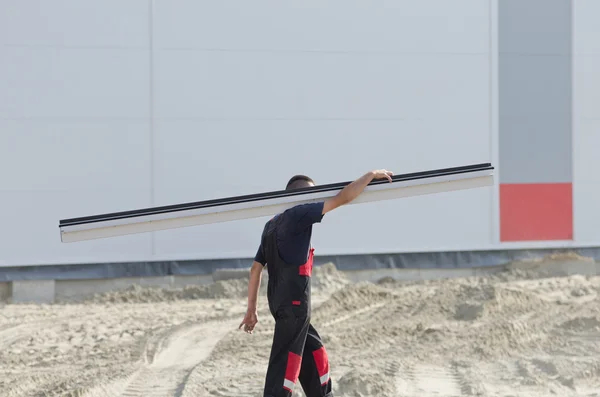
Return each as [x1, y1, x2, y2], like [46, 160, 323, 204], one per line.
[1, 255, 600, 397]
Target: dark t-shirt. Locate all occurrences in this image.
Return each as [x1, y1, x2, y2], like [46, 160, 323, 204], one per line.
[254, 202, 325, 266]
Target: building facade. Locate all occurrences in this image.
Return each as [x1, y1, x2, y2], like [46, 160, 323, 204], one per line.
[1, 1, 598, 277]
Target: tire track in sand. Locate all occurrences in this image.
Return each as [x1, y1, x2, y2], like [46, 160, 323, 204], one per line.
[394, 361, 464, 396]
[0, 324, 29, 350]
[82, 318, 237, 397]
[0, 320, 58, 350]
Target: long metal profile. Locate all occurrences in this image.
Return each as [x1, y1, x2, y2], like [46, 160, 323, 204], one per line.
[59, 163, 494, 243]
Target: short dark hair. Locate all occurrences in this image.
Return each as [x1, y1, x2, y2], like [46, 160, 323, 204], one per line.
[285, 174, 315, 190]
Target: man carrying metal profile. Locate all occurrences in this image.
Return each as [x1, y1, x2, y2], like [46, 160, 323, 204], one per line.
[239, 169, 394, 397]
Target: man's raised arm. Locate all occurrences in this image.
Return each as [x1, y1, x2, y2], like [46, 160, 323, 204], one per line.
[322, 169, 393, 215]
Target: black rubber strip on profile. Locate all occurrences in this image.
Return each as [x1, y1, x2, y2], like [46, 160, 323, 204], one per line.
[59, 163, 493, 227]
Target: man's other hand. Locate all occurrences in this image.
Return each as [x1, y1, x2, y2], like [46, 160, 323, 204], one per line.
[239, 309, 258, 334]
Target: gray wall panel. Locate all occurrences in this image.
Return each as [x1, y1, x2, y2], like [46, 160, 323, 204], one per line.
[499, 0, 571, 55]
[499, 116, 572, 183]
[499, 0, 572, 184]
[499, 55, 571, 118]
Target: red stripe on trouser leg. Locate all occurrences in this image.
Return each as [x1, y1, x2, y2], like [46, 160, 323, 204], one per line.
[284, 352, 302, 392]
[299, 248, 314, 276]
[312, 346, 330, 385]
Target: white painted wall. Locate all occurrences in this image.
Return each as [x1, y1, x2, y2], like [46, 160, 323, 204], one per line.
[573, 0, 600, 244]
[0, 1, 494, 266]
[0, 0, 154, 266]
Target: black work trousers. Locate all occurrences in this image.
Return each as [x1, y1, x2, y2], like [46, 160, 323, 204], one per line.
[263, 306, 333, 397]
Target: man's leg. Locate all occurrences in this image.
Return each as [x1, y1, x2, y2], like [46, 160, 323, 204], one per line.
[298, 324, 333, 397]
[263, 307, 310, 397]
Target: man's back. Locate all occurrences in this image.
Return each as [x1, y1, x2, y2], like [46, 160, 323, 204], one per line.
[254, 202, 325, 268]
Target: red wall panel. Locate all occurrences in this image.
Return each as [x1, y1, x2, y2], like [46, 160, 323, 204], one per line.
[500, 183, 573, 241]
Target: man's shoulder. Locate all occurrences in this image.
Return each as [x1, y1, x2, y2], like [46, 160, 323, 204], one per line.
[279, 204, 307, 223]
[283, 202, 324, 217]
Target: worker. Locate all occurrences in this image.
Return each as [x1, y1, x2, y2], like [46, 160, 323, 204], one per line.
[239, 169, 394, 397]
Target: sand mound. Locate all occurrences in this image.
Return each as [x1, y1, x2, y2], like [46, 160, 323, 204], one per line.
[559, 316, 600, 332]
[87, 262, 349, 304]
[502, 252, 597, 280]
[311, 262, 351, 292]
[402, 280, 550, 323]
[510, 252, 595, 265]
[335, 369, 395, 397]
[454, 301, 485, 321]
[4, 257, 600, 397]
[88, 279, 253, 303]
[314, 282, 394, 315]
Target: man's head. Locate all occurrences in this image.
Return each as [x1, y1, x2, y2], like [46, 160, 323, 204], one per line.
[285, 174, 315, 190]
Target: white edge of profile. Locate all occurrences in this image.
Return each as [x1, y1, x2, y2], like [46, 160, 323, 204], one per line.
[60, 169, 494, 243]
